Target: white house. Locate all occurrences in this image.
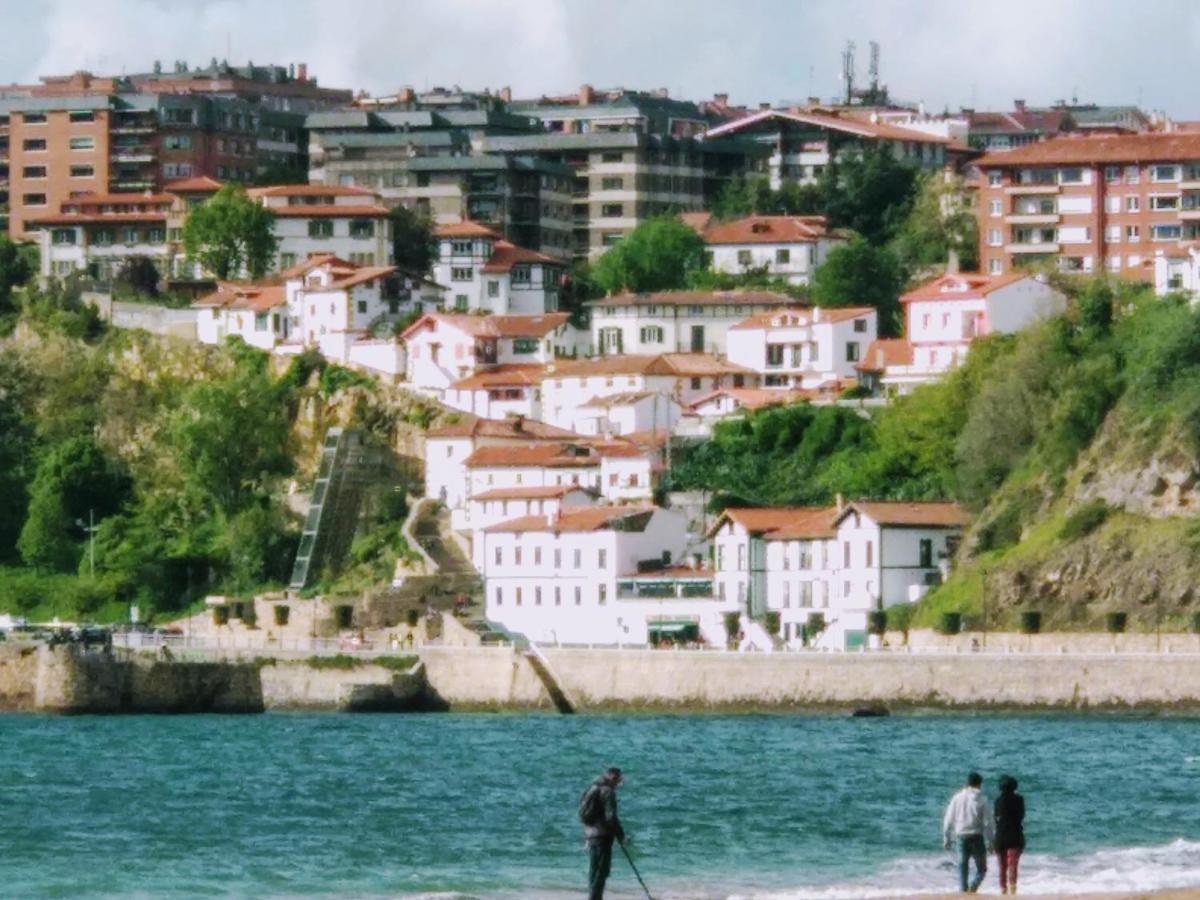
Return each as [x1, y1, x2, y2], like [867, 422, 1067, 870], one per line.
[468, 485, 599, 537]
[1154, 245, 1200, 299]
[586, 290, 793, 356]
[709, 500, 967, 651]
[443, 365, 547, 422]
[726, 306, 877, 389]
[423, 413, 584, 516]
[402, 312, 576, 396]
[699, 215, 846, 285]
[540, 353, 757, 435]
[433, 221, 567, 314]
[249, 184, 393, 270]
[681, 388, 814, 435]
[480, 505, 722, 645]
[860, 272, 1065, 395]
[194, 282, 287, 350]
[573, 392, 683, 439]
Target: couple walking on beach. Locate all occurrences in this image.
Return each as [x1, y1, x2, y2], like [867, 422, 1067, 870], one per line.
[943, 771, 1026, 894]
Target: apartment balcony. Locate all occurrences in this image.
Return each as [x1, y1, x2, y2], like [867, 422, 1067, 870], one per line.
[1006, 242, 1060, 254]
[110, 125, 156, 135]
[1005, 184, 1059, 195]
[1179, 209, 1200, 221]
[1180, 180, 1200, 191]
[1005, 213, 1059, 225]
[111, 150, 155, 163]
[111, 178, 155, 190]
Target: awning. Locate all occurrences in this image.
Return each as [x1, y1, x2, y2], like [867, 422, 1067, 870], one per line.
[648, 620, 700, 634]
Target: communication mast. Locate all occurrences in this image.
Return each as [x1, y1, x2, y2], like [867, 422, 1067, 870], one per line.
[841, 40, 856, 105]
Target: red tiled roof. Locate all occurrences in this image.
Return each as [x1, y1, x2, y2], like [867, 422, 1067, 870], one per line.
[975, 132, 1200, 167]
[63, 192, 175, 206]
[266, 204, 390, 218]
[484, 505, 657, 534]
[686, 387, 815, 413]
[328, 266, 397, 290]
[472, 485, 594, 501]
[856, 339, 914, 372]
[250, 184, 376, 198]
[435, 220, 502, 239]
[401, 312, 568, 341]
[192, 281, 285, 313]
[702, 215, 836, 246]
[730, 306, 873, 330]
[26, 212, 167, 225]
[449, 364, 547, 390]
[427, 413, 580, 440]
[277, 254, 358, 280]
[587, 289, 792, 309]
[481, 239, 563, 272]
[839, 501, 968, 528]
[549, 353, 754, 379]
[900, 272, 1031, 303]
[678, 211, 713, 234]
[706, 108, 949, 144]
[579, 391, 656, 409]
[164, 176, 223, 193]
[465, 442, 601, 469]
[707, 506, 836, 539]
[966, 108, 1072, 137]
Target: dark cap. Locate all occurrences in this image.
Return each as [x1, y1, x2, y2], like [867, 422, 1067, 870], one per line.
[603, 767, 623, 783]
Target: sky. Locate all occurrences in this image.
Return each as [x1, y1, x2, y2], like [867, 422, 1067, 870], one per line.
[2, 0, 1200, 117]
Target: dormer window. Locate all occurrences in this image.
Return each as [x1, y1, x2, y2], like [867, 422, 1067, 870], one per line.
[751, 222, 770, 234]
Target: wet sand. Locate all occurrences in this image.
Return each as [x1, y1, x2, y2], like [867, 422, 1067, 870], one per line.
[929, 893, 1200, 899]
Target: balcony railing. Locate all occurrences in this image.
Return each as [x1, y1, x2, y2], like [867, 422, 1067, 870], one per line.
[1005, 213, 1059, 225]
[1006, 242, 1060, 254]
[1005, 184, 1059, 195]
[616, 579, 714, 600]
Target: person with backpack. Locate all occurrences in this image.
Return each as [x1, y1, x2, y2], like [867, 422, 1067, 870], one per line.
[579, 767, 626, 900]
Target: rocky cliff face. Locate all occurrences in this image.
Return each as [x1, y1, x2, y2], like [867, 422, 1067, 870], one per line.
[1073, 418, 1200, 518]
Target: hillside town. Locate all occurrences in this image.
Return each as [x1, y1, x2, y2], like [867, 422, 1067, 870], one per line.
[4, 46, 1199, 655]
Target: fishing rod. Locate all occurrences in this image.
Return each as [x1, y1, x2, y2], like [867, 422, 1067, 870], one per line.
[618, 839, 653, 900]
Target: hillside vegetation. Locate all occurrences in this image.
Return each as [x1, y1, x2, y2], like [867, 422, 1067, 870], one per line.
[676, 278, 1200, 631]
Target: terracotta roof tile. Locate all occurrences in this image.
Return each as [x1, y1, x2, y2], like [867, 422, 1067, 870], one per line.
[707, 506, 837, 539]
[328, 266, 397, 290]
[900, 272, 1033, 303]
[856, 339, 914, 372]
[192, 281, 285, 313]
[427, 413, 579, 440]
[686, 387, 816, 412]
[484, 505, 658, 534]
[401, 312, 568, 341]
[434, 220, 502, 239]
[840, 501, 968, 528]
[481, 240, 563, 272]
[702, 215, 837, 246]
[975, 132, 1200, 167]
[465, 442, 601, 469]
[163, 176, 223, 193]
[730, 306, 874, 330]
[549, 353, 754, 379]
[250, 184, 376, 198]
[266, 205, 390, 218]
[449, 364, 547, 390]
[472, 485, 595, 501]
[706, 108, 949, 144]
[586, 289, 792, 309]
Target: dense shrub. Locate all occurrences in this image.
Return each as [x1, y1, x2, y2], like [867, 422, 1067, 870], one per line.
[938, 612, 962, 635]
[1059, 500, 1110, 541]
[1105, 611, 1128, 634]
[1019, 610, 1042, 635]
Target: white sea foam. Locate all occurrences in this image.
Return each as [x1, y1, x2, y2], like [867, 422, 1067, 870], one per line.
[730, 838, 1200, 899]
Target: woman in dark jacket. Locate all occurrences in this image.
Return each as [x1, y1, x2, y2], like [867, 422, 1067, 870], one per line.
[994, 775, 1026, 895]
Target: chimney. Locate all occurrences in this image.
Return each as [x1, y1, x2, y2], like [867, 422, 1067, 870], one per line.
[397, 85, 415, 104]
[813, 307, 822, 323]
[579, 84, 594, 106]
[713, 93, 728, 106]
[758, 101, 771, 111]
[947, 248, 961, 274]
[297, 62, 308, 83]
[1013, 98, 1025, 113]
[499, 85, 512, 103]
[836, 493, 844, 513]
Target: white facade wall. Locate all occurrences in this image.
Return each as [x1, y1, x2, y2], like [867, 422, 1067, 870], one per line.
[425, 436, 475, 507]
[1155, 249, 1200, 298]
[346, 339, 406, 379]
[542, 372, 744, 433]
[573, 394, 681, 438]
[468, 463, 602, 500]
[271, 216, 390, 270]
[764, 538, 834, 643]
[434, 236, 561, 314]
[443, 386, 540, 422]
[726, 312, 876, 388]
[589, 306, 778, 356]
[404, 321, 479, 393]
[598, 456, 654, 503]
[707, 240, 833, 285]
[480, 508, 692, 644]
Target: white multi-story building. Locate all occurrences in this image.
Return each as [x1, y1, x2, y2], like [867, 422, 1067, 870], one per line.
[464, 440, 655, 509]
[709, 501, 967, 650]
[726, 306, 877, 389]
[433, 221, 567, 314]
[858, 272, 1066, 396]
[586, 290, 792, 356]
[573, 392, 683, 439]
[443, 365, 547, 422]
[540, 353, 757, 435]
[699, 215, 846, 285]
[479, 505, 724, 645]
[402, 312, 577, 397]
[468, 485, 598, 537]
[249, 184, 393, 270]
[423, 413, 584, 513]
[1155, 245, 1200, 299]
[194, 255, 434, 377]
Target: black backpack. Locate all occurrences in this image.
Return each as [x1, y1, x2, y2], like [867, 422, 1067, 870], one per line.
[579, 784, 606, 826]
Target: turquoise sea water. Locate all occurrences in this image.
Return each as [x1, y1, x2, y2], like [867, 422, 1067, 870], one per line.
[3, 713, 1200, 898]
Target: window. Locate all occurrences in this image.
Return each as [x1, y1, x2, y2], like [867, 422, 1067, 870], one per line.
[1105, 166, 1121, 184]
[22, 193, 46, 206]
[601, 151, 623, 163]
[1152, 224, 1183, 241]
[1105, 225, 1121, 243]
[1125, 165, 1140, 184]
[514, 547, 523, 566]
[737, 544, 746, 570]
[843, 543, 851, 567]
[601, 176, 624, 190]
[307, 220, 333, 238]
[123, 227, 139, 244]
[1105, 196, 1121, 214]
[255, 312, 269, 332]
[68, 136, 95, 151]
[486, 281, 500, 297]
[574, 549, 582, 569]
[515, 587, 522, 606]
[775, 248, 791, 264]
[988, 228, 1002, 246]
[575, 586, 582, 605]
[1126, 196, 1140, 213]
[512, 338, 538, 354]
[601, 203, 623, 218]
[22, 165, 46, 178]
[69, 165, 93, 178]
[598, 549, 607, 568]
[1150, 195, 1180, 211]
[1126, 225, 1140, 241]
[510, 265, 531, 285]
[639, 325, 663, 343]
[1059, 167, 1084, 184]
[598, 584, 607, 605]
[1152, 165, 1180, 183]
[23, 112, 46, 124]
[866, 541, 873, 567]
[93, 228, 113, 246]
[454, 295, 468, 311]
[845, 342, 859, 363]
[690, 376, 701, 390]
[766, 344, 784, 367]
[148, 228, 164, 244]
[736, 249, 753, 266]
[919, 539, 933, 568]
[1107, 256, 1121, 273]
[23, 139, 46, 152]
[279, 252, 297, 269]
[164, 134, 193, 150]
[349, 220, 375, 239]
[50, 228, 75, 245]
[988, 259, 1002, 275]
[988, 199, 1001, 216]
[987, 171, 1001, 186]
[356, 300, 368, 314]
[554, 548, 562, 568]
[450, 266, 473, 282]
[494, 547, 502, 565]
[853, 318, 867, 333]
[555, 587, 562, 606]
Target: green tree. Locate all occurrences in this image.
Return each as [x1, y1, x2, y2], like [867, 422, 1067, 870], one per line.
[591, 216, 707, 294]
[890, 172, 978, 275]
[811, 238, 904, 334]
[182, 185, 279, 279]
[115, 256, 161, 298]
[389, 204, 436, 274]
[0, 235, 35, 317]
[822, 147, 919, 246]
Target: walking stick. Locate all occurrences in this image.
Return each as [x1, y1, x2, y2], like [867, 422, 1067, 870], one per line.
[618, 840, 653, 900]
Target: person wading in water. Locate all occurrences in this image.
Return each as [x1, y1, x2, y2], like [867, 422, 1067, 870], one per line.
[994, 775, 1026, 894]
[942, 771, 995, 894]
[579, 767, 626, 900]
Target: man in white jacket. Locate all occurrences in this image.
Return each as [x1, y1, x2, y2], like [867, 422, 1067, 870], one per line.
[942, 771, 996, 893]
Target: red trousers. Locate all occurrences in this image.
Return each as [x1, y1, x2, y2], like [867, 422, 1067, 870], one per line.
[996, 847, 1022, 892]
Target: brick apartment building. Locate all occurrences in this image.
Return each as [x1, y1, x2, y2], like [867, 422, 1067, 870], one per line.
[0, 62, 350, 238]
[975, 132, 1200, 280]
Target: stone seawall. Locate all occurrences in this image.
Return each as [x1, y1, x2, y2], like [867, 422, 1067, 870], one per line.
[0, 645, 430, 714]
[419, 645, 1200, 711]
